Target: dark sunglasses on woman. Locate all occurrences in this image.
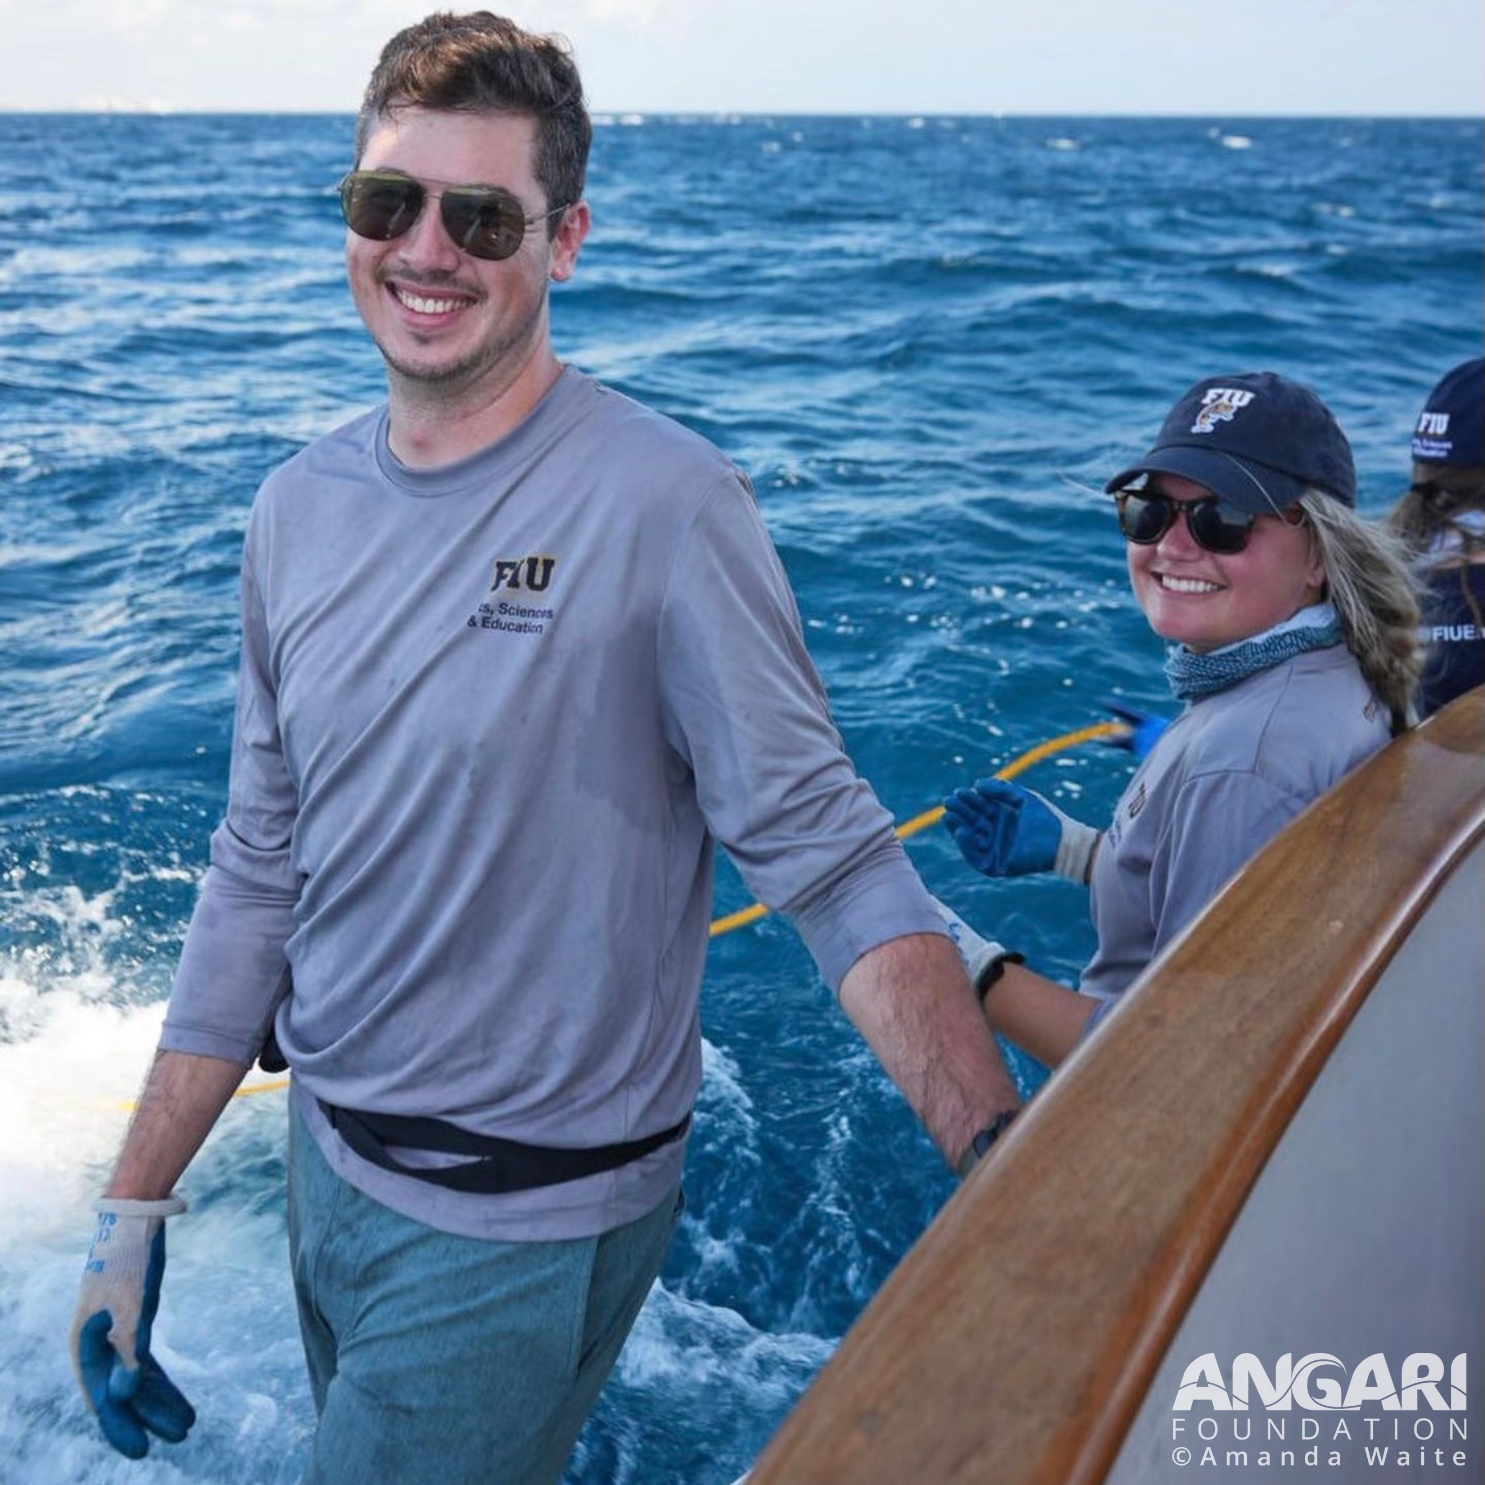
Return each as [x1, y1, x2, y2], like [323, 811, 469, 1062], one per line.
[1114, 488, 1303, 555]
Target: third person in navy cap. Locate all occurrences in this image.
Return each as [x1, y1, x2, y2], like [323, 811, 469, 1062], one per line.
[1387, 358, 1485, 717]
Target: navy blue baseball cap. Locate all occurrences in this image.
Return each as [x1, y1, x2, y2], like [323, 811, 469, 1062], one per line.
[1105, 371, 1356, 515]
[1411, 358, 1484, 466]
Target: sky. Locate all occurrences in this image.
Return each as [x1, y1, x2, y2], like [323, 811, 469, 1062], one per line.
[1, 0, 1482, 116]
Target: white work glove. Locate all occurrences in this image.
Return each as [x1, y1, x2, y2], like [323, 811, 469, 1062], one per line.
[70, 1195, 196, 1459]
[930, 897, 1025, 998]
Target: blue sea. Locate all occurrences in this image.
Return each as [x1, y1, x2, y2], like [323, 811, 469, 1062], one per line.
[1, 111, 1481, 1484]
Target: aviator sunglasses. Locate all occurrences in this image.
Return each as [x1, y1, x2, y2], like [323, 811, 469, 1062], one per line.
[339, 169, 569, 262]
[1114, 488, 1302, 556]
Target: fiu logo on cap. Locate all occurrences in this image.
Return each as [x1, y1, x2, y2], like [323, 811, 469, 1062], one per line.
[489, 555, 556, 593]
[1417, 410, 1451, 438]
[1192, 387, 1256, 435]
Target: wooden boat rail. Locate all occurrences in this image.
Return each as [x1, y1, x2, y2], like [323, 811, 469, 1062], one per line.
[747, 686, 1485, 1485]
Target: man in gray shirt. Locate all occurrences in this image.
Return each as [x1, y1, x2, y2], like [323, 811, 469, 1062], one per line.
[68, 12, 1019, 1483]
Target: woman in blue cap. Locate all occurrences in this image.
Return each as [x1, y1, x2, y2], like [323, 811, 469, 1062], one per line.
[1387, 358, 1485, 717]
[937, 372, 1422, 1074]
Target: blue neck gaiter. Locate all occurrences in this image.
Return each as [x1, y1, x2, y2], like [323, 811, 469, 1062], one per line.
[1164, 604, 1344, 701]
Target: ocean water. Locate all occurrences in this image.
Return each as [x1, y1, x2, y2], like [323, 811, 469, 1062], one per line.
[1, 111, 1480, 1483]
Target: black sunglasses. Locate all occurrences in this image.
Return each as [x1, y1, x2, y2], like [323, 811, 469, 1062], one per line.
[339, 170, 569, 262]
[1114, 489, 1302, 555]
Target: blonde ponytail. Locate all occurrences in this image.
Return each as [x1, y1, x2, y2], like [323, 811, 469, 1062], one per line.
[1301, 492, 1422, 732]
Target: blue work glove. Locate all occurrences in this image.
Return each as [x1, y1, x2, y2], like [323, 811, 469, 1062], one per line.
[943, 778, 1102, 884]
[1102, 699, 1170, 763]
[71, 1195, 196, 1460]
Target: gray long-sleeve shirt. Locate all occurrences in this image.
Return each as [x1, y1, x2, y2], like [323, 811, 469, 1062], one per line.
[161, 368, 947, 1239]
[1081, 643, 1390, 1004]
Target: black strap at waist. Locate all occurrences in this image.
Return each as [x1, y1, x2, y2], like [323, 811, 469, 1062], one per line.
[318, 1099, 691, 1195]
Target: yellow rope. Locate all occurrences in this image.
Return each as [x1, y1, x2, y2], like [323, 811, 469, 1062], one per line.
[710, 719, 1122, 934]
[222, 719, 1125, 1102]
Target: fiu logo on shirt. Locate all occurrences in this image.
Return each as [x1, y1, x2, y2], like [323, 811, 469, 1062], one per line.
[1191, 387, 1256, 434]
[1125, 779, 1148, 821]
[489, 554, 556, 593]
[467, 554, 558, 637]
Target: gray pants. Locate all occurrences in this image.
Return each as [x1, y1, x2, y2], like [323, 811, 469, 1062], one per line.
[287, 1111, 681, 1485]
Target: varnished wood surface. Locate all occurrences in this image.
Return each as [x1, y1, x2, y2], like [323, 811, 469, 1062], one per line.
[746, 687, 1485, 1485]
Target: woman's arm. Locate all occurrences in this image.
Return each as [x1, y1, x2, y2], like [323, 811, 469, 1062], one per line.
[978, 962, 1101, 1069]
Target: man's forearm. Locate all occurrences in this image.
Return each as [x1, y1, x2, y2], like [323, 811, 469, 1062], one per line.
[838, 931, 1020, 1169]
[103, 1049, 251, 1200]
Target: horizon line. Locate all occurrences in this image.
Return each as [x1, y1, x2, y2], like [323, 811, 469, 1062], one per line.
[3, 105, 1481, 121]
